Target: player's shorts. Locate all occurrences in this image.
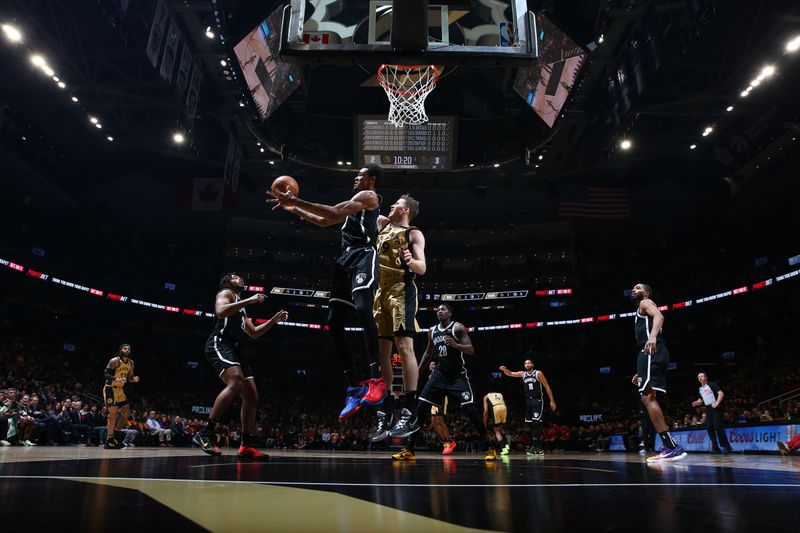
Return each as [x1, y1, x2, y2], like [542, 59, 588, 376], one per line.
[419, 369, 475, 410]
[373, 274, 420, 338]
[431, 396, 449, 416]
[487, 403, 507, 426]
[636, 342, 669, 394]
[205, 335, 254, 379]
[524, 398, 543, 422]
[103, 385, 128, 408]
[330, 246, 379, 307]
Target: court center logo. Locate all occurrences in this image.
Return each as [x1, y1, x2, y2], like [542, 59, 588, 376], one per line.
[356, 272, 367, 284]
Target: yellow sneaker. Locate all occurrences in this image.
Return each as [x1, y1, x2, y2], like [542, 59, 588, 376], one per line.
[392, 448, 416, 460]
[484, 449, 497, 461]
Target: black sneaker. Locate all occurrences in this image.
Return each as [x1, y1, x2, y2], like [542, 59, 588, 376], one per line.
[103, 437, 122, 450]
[371, 410, 395, 442]
[192, 433, 222, 456]
[388, 408, 419, 439]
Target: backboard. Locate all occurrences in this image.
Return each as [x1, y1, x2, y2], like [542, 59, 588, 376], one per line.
[279, 0, 537, 67]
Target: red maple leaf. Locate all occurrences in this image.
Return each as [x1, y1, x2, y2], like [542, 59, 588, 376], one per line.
[198, 182, 220, 203]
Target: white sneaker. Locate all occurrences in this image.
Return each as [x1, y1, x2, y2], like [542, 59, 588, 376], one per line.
[0, 440, 11, 446]
[127, 443, 135, 448]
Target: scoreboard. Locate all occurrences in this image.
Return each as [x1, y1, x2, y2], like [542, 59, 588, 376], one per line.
[355, 115, 456, 170]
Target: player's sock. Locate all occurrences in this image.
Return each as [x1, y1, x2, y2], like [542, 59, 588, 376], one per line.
[201, 418, 219, 435]
[402, 390, 418, 413]
[659, 431, 677, 450]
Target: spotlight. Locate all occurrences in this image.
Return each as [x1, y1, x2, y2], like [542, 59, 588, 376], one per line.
[260, 147, 265, 153]
[268, 161, 275, 165]
[57, 81, 66, 89]
[704, 126, 713, 134]
[337, 161, 343, 165]
[690, 144, 696, 149]
[173, 132, 185, 144]
[760, 65, 775, 77]
[598, 34, 604, 44]
[107, 136, 114, 142]
[30, 54, 46, 67]
[1, 24, 22, 43]
[750, 78, 761, 87]
[787, 36, 800, 52]
[220, 60, 227, 66]
[205, 26, 215, 39]
[346, 161, 352, 165]
[620, 139, 632, 150]
[89, 116, 98, 124]
[493, 163, 500, 167]
[52, 76, 59, 82]
[42, 65, 55, 77]
[71, 96, 78, 102]
[726, 105, 733, 112]
[95, 123, 102, 129]
[469, 163, 475, 167]
[239, 101, 245, 107]
[740, 90, 749, 97]
[538, 154, 543, 160]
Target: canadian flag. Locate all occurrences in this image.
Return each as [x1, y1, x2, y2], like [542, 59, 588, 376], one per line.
[177, 178, 224, 210]
[303, 32, 331, 45]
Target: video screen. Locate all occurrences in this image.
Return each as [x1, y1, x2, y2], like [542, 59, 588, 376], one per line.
[233, 6, 303, 121]
[513, 14, 588, 127]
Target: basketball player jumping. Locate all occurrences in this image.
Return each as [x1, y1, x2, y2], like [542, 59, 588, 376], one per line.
[370, 194, 426, 442]
[500, 358, 557, 455]
[630, 283, 686, 462]
[391, 304, 500, 461]
[102, 344, 139, 450]
[269, 165, 386, 419]
[193, 273, 288, 458]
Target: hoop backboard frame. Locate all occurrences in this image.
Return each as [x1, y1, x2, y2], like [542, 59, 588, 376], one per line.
[279, 0, 537, 67]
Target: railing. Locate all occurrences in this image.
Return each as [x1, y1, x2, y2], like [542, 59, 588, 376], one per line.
[757, 386, 800, 411]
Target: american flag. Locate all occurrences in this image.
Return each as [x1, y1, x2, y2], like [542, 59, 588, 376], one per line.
[558, 185, 630, 220]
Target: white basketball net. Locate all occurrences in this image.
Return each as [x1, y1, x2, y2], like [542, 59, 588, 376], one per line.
[378, 64, 440, 127]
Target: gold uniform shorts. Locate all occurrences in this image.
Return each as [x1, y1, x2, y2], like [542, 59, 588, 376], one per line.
[487, 403, 507, 426]
[103, 385, 128, 407]
[373, 276, 420, 338]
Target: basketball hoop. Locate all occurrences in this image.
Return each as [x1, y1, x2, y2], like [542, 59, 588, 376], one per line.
[377, 64, 440, 127]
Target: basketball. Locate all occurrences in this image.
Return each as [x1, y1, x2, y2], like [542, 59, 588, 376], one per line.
[271, 175, 299, 197]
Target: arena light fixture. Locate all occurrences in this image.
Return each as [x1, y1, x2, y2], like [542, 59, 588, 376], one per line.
[57, 81, 66, 89]
[760, 65, 775, 77]
[538, 154, 543, 160]
[95, 123, 102, 129]
[740, 90, 750, 97]
[2, 23, 23, 43]
[620, 139, 632, 150]
[690, 144, 697, 149]
[469, 163, 475, 167]
[52, 76, 59, 82]
[89, 116, 98, 124]
[220, 60, 227, 66]
[259, 147, 265, 153]
[726, 106, 734, 112]
[205, 26, 215, 39]
[337, 161, 343, 165]
[42, 65, 55, 77]
[173, 132, 185, 144]
[750, 78, 761, 87]
[107, 136, 114, 142]
[787, 36, 800, 52]
[346, 161, 352, 165]
[30, 54, 46, 67]
[493, 163, 500, 167]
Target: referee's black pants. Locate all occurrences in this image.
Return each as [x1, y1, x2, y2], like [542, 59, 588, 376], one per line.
[705, 407, 731, 451]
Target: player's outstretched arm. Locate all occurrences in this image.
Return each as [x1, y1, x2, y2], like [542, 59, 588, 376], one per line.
[270, 190, 378, 227]
[215, 290, 265, 319]
[499, 366, 524, 378]
[245, 310, 289, 339]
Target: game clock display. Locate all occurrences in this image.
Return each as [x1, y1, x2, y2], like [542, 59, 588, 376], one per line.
[356, 115, 456, 170]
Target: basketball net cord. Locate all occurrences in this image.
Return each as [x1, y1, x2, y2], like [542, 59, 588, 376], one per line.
[378, 64, 440, 127]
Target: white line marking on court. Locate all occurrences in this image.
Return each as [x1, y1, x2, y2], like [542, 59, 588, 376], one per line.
[0, 476, 798, 489]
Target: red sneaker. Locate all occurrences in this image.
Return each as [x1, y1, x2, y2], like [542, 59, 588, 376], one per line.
[360, 377, 388, 406]
[237, 445, 269, 461]
[442, 441, 457, 455]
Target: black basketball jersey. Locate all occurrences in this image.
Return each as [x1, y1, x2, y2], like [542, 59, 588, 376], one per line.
[523, 370, 543, 400]
[209, 291, 249, 343]
[340, 195, 380, 251]
[431, 321, 466, 376]
[634, 310, 665, 348]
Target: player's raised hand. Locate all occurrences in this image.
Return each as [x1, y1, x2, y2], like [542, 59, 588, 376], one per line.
[499, 365, 508, 372]
[247, 293, 266, 305]
[272, 310, 289, 323]
[401, 247, 414, 265]
[266, 189, 298, 211]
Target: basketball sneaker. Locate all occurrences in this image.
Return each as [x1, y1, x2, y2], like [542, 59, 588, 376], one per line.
[648, 445, 687, 462]
[777, 441, 790, 456]
[485, 449, 497, 461]
[192, 433, 222, 456]
[388, 408, 420, 438]
[104, 436, 123, 450]
[371, 410, 394, 442]
[361, 377, 388, 406]
[339, 384, 368, 420]
[392, 448, 416, 460]
[442, 441, 457, 455]
[500, 444, 510, 456]
[237, 445, 269, 461]
[526, 447, 536, 456]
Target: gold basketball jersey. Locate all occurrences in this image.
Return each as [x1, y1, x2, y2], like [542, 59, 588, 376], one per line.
[376, 223, 416, 278]
[485, 392, 505, 407]
[113, 358, 132, 388]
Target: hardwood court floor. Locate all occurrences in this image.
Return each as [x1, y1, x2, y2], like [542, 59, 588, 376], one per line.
[1, 447, 799, 532]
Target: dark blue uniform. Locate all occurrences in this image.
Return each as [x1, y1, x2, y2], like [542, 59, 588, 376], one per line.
[205, 292, 253, 378]
[635, 311, 669, 394]
[419, 321, 475, 409]
[523, 370, 545, 422]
